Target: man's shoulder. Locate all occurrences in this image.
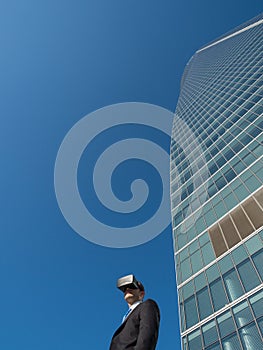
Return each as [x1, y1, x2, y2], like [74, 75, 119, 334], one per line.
[138, 299, 160, 321]
[141, 299, 160, 312]
[144, 298, 159, 306]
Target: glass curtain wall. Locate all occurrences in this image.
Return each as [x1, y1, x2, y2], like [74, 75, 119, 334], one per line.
[171, 14, 263, 350]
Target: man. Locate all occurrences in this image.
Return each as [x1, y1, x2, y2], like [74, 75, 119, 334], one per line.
[109, 274, 160, 350]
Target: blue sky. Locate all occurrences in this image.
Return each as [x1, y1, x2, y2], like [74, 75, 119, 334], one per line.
[1, 1, 262, 349]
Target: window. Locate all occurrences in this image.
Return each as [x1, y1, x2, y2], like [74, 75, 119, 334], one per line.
[222, 333, 242, 350]
[197, 287, 213, 320]
[180, 303, 186, 332]
[239, 323, 262, 350]
[233, 300, 253, 327]
[257, 317, 263, 337]
[201, 242, 215, 266]
[251, 249, 263, 280]
[181, 258, 192, 281]
[185, 296, 199, 329]
[188, 329, 203, 350]
[209, 187, 263, 258]
[218, 254, 233, 274]
[231, 245, 248, 265]
[231, 207, 254, 239]
[242, 196, 263, 229]
[202, 320, 218, 347]
[223, 268, 244, 302]
[209, 224, 227, 257]
[249, 290, 263, 318]
[210, 278, 228, 311]
[206, 341, 221, 350]
[191, 250, 203, 274]
[220, 215, 240, 249]
[237, 259, 261, 292]
[217, 311, 236, 338]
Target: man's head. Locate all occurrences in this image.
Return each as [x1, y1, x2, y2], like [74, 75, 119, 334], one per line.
[117, 274, 145, 306]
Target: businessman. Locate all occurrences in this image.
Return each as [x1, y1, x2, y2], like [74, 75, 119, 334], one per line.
[109, 274, 160, 350]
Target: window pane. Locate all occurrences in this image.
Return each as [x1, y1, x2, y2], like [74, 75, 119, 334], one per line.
[202, 320, 218, 346]
[219, 255, 234, 274]
[182, 280, 194, 299]
[188, 329, 202, 350]
[237, 259, 261, 292]
[252, 249, 263, 280]
[209, 224, 227, 257]
[191, 250, 203, 274]
[180, 303, 186, 332]
[202, 242, 215, 266]
[233, 301, 253, 328]
[249, 291, 263, 318]
[182, 337, 187, 350]
[194, 272, 206, 292]
[185, 296, 199, 329]
[239, 323, 263, 350]
[181, 258, 192, 281]
[210, 278, 228, 311]
[223, 269, 244, 302]
[206, 341, 221, 350]
[245, 235, 263, 255]
[231, 206, 254, 239]
[217, 311, 236, 338]
[222, 333, 242, 350]
[231, 245, 248, 265]
[258, 317, 263, 338]
[220, 215, 240, 249]
[197, 287, 213, 320]
[206, 264, 220, 283]
[199, 232, 209, 246]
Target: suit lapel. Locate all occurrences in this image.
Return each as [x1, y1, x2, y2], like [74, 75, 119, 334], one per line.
[113, 302, 143, 336]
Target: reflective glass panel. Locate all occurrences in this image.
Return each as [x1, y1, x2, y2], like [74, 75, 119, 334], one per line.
[233, 301, 253, 328]
[223, 268, 244, 302]
[206, 341, 221, 350]
[194, 272, 206, 292]
[191, 250, 203, 274]
[217, 311, 236, 338]
[210, 278, 228, 311]
[202, 320, 218, 346]
[249, 290, 263, 318]
[245, 235, 263, 255]
[202, 242, 215, 266]
[218, 254, 233, 274]
[222, 333, 242, 350]
[185, 296, 199, 329]
[237, 258, 261, 292]
[258, 317, 263, 338]
[188, 329, 202, 350]
[239, 323, 263, 350]
[197, 287, 213, 320]
[252, 249, 263, 280]
[231, 245, 248, 265]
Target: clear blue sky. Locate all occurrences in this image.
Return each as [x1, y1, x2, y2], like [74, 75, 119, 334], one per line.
[1, 1, 262, 349]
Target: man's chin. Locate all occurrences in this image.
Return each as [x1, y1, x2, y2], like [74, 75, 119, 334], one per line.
[124, 295, 134, 302]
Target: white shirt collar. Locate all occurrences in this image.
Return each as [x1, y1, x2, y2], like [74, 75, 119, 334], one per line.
[129, 300, 142, 311]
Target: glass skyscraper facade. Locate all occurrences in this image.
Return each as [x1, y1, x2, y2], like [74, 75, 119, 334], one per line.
[170, 14, 263, 350]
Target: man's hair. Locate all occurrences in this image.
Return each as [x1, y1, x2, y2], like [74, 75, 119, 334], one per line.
[137, 281, 145, 292]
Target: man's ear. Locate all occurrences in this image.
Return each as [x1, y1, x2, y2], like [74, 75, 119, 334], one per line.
[139, 291, 145, 300]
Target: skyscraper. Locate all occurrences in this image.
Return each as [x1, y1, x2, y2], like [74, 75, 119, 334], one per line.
[170, 14, 263, 350]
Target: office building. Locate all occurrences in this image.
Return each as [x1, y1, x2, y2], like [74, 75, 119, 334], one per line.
[170, 14, 263, 349]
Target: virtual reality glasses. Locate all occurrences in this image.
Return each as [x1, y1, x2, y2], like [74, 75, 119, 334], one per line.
[117, 274, 144, 292]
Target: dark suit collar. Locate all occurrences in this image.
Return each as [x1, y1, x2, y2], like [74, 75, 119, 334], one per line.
[114, 301, 144, 335]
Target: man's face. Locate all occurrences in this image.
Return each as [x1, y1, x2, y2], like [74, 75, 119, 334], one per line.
[124, 287, 144, 305]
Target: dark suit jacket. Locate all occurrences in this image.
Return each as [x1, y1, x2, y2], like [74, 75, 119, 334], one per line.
[109, 299, 160, 350]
